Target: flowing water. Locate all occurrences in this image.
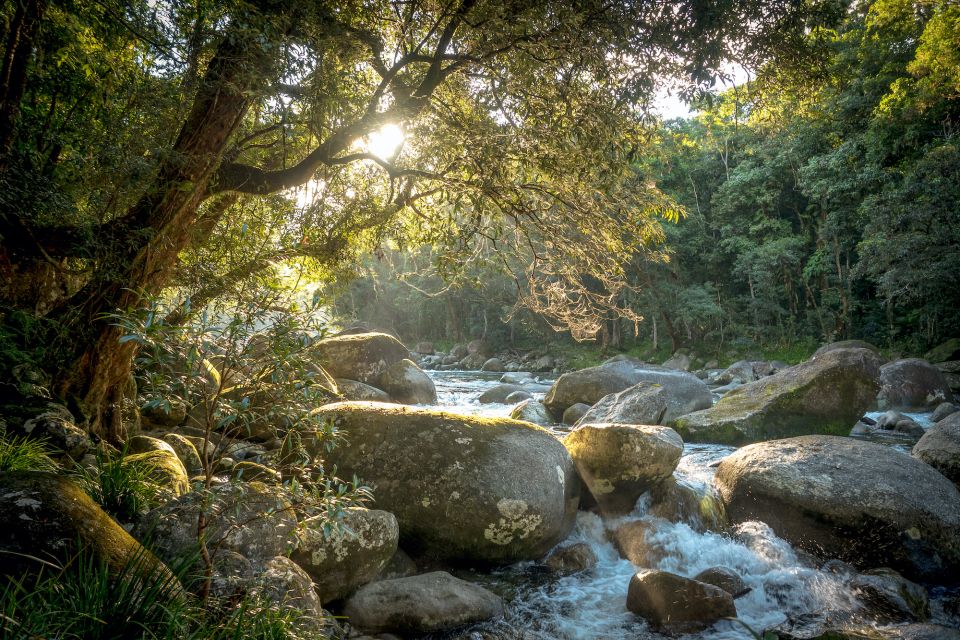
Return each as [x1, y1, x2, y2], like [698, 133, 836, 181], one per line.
[426, 370, 959, 640]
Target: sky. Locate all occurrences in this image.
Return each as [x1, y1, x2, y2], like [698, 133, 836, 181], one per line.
[652, 63, 753, 120]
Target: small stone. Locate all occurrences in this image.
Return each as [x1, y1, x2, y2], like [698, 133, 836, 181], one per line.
[693, 566, 748, 598]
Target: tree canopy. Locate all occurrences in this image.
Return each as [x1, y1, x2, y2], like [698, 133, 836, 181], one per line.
[0, 0, 846, 438]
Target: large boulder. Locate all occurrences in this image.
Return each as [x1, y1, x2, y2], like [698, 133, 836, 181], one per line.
[291, 507, 399, 603]
[626, 569, 736, 634]
[310, 332, 410, 384]
[563, 423, 683, 515]
[134, 481, 297, 568]
[374, 359, 437, 405]
[925, 338, 960, 364]
[714, 435, 960, 581]
[878, 359, 953, 410]
[544, 361, 711, 417]
[309, 402, 579, 564]
[335, 378, 392, 402]
[343, 571, 503, 635]
[577, 383, 666, 426]
[671, 348, 882, 444]
[912, 412, 960, 485]
[0, 472, 175, 585]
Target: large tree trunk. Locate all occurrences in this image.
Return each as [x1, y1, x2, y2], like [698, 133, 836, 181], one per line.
[54, 24, 272, 442]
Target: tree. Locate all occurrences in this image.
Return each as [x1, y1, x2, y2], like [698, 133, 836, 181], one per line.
[1, 0, 831, 440]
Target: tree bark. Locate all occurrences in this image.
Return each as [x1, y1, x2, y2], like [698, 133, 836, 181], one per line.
[54, 22, 273, 441]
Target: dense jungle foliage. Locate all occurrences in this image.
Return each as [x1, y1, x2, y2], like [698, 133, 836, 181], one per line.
[334, 0, 960, 359]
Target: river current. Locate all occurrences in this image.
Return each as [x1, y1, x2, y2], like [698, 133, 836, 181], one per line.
[424, 370, 959, 640]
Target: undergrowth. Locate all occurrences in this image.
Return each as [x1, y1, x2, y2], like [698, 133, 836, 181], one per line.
[0, 548, 318, 640]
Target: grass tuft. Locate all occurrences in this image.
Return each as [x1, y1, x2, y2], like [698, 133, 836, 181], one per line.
[0, 434, 57, 472]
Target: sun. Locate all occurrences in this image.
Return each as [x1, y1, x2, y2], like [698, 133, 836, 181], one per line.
[365, 123, 405, 159]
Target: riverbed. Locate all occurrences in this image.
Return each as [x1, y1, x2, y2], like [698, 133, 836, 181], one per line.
[425, 370, 959, 640]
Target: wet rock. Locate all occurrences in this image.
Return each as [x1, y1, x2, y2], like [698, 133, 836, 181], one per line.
[562, 403, 591, 425]
[912, 412, 960, 485]
[501, 372, 534, 384]
[481, 358, 504, 372]
[693, 566, 748, 598]
[575, 382, 666, 426]
[375, 359, 437, 405]
[610, 520, 663, 567]
[505, 390, 533, 403]
[878, 359, 953, 410]
[647, 476, 728, 532]
[134, 481, 297, 568]
[895, 624, 960, 639]
[311, 332, 411, 384]
[850, 567, 929, 622]
[310, 402, 579, 564]
[545, 361, 711, 417]
[509, 399, 552, 426]
[0, 472, 176, 587]
[931, 402, 958, 423]
[291, 508, 399, 603]
[714, 435, 960, 581]
[672, 348, 882, 445]
[563, 423, 683, 516]
[344, 571, 504, 635]
[544, 542, 597, 574]
[336, 378, 392, 402]
[626, 569, 736, 634]
[141, 398, 188, 428]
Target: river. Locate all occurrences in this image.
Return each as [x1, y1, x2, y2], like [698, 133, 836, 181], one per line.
[424, 370, 959, 640]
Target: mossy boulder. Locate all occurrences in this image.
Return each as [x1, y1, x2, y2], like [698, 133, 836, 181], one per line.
[310, 332, 411, 384]
[714, 435, 960, 581]
[671, 348, 882, 445]
[0, 472, 175, 585]
[374, 358, 437, 405]
[123, 449, 190, 498]
[309, 402, 579, 564]
[563, 423, 683, 516]
[291, 507, 399, 603]
[544, 361, 711, 418]
[814, 340, 882, 357]
[925, 338, 960, 364]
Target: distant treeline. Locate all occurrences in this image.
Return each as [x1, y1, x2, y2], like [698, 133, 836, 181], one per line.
[332, 1, 960, 357]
